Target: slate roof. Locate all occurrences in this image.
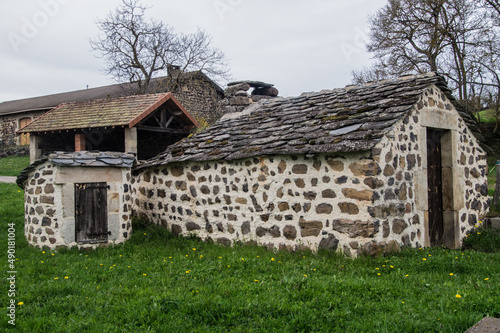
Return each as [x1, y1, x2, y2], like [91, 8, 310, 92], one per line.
[16, 151, 135, 188]
[138, 72, 483, 169]
[0, 72, 223, 116]
[17, 93, 198, 133]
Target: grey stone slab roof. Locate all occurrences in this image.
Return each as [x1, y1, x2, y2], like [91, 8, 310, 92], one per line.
[138, 72, 484, 169]
[17, 151, 135, 188]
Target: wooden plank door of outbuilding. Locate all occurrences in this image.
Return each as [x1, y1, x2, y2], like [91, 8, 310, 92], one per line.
[426, 129, 444, 246]
[75, 183, 108, 243]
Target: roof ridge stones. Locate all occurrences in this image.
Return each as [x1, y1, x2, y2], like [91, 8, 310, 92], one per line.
[137, 72, 484, 170]
[16, 151, 136, 188]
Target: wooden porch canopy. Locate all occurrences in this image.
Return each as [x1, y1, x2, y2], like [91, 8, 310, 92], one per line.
[17, 92, 199, 135]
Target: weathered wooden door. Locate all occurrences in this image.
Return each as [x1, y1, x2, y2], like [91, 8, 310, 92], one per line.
[75, 183, 108, 243]
[19, 117, 31, 145]
[427, 129, 444, 246]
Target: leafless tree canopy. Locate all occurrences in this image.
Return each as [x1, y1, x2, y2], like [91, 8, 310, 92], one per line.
[352, 0, 500, 127]
[89, 0, 229, 94]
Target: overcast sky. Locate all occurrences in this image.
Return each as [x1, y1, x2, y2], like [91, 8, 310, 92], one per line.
[0, 0, 387, 103]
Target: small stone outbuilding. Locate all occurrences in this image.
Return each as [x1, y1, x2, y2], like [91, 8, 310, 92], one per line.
[17, 151, 135, 249]
[132, 73, 490, 256]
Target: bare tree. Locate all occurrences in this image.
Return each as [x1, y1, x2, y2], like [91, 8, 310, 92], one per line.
[353, 0, 500, 114]
[90, 0, 229, 94]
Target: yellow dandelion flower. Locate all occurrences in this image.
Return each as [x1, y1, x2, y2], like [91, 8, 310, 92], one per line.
[304, 274, 307, 277]
[377, 273, 381, 276]
[51, 253, 55, 256]
[227, 265, 230, 268]
[390, 266, 394, 268]
[382, 265, 386, 267]
[241, 258, 244, 261]
[428, 254, 432, 256]
[477, 232, 481, 235]
[185, 271, 191, 274]
[200, 255, 203, 258]
[143, 274, 147, 276]
[54, 277, 58, 280]
[192, 248, 196, 251]
[41, 261, 44, 263]
[485, 278, 489, 281]
[405, 274, 409, 277]
[17, 302, 23, 305]
[254, 279, 259, 282]
[375, 268, 380, 270]
[42, 251, 45, 254]
[64, 276, 69, 279]
[144, 233, 146, 235]
[423, 258, 427, 261]
[455, 294, 462, 298]
[449, 273, 454, 276]
[271, 258, 275, 261]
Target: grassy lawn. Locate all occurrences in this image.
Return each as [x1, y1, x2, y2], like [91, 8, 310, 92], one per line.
[0, 155, 30, 177]
[476, 109, 498, 124]
[0, 183, 499, 332]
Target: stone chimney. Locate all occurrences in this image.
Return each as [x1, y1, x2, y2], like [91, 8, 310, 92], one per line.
[167, 64, 181, 78]
[223, 80, 279, 113]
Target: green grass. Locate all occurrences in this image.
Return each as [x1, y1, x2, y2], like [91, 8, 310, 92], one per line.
[476, 109, 498, 123]
[0, 155, 30, 176]
[463, 228, 500, 253]
[0, 184, 499, 332]
[487, 156, 497, 197]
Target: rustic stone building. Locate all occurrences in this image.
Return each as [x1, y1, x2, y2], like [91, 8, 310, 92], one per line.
[17, 152, 135, 249]
[131, 72, 490, 256]
[17, 72, 490, 254]
[1, 68, 223, 146]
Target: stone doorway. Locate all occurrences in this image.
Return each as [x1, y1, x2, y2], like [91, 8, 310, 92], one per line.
[426, 128, 457, 248]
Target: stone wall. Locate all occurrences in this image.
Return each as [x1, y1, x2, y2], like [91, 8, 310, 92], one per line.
[132, 152, 396, 255]
[0, 111, 45, 146]
[0, 146, 29, 158]
[23, 159, 133, 250]
[170, 80, 225, 125]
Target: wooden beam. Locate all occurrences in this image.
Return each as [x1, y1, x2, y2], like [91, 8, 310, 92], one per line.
[136, 125, 190, 134]
[165, 116, 174, 128]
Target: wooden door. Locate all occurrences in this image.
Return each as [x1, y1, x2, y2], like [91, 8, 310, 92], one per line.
[19, 117, 31, 145]
[427, 129, 444, 246]
[75, 183, 108, 243]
